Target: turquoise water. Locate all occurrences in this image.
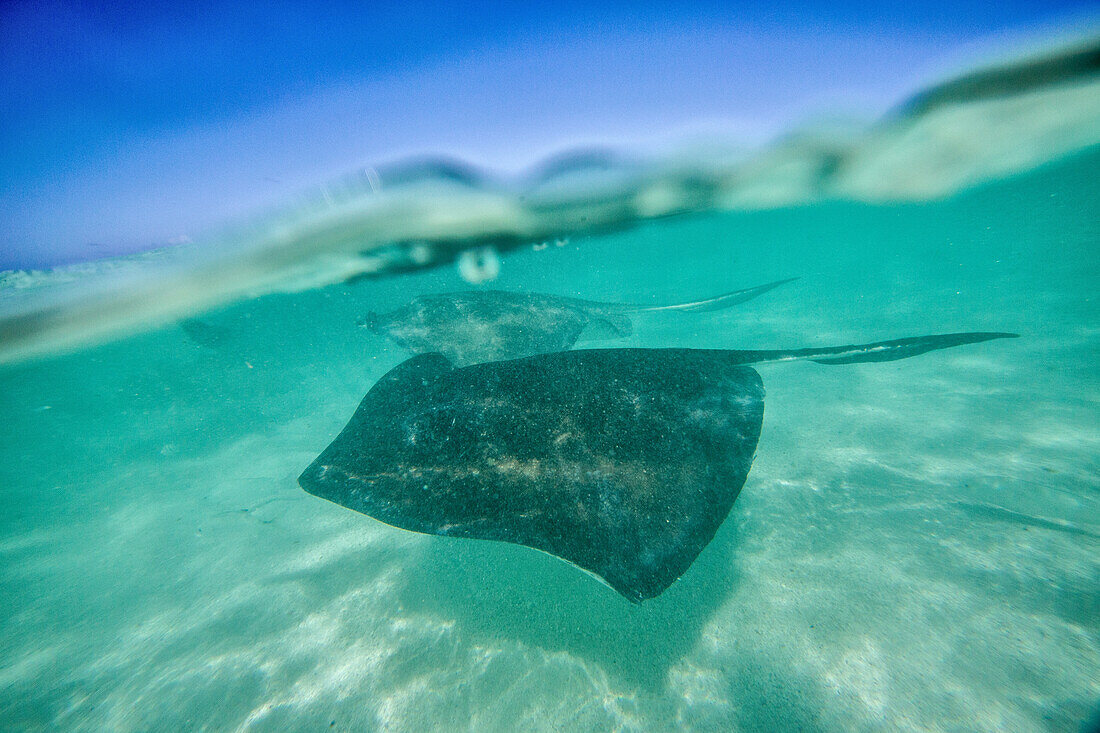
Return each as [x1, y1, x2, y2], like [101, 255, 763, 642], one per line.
[1, 144, 1097, 730]
[2, 41, 1100, 730]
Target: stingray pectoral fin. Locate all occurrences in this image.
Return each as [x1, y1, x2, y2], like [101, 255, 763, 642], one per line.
[299, 352, 455, 507]
[630, 277, 799, 313]
[578, 311, 633, 340]
[726, 332, 1018, 366]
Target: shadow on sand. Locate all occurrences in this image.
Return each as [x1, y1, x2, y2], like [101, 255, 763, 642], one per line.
[389, 514, 745, 690]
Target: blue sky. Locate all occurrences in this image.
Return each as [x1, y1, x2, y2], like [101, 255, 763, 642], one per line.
[1, 1, 1095, 267]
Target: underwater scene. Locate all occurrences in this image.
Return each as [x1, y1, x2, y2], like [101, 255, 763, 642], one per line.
[1, 24, 1099, 733]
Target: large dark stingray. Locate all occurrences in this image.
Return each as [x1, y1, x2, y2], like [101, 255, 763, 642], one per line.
[300, 331, 1016, 602]
[360, 278, 796, 366]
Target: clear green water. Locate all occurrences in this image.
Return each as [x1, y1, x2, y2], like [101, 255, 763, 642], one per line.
[1, 144, 1097, 730]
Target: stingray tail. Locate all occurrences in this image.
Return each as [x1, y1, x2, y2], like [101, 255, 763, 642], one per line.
[733, 331, 1019, 366]
[621, 277, 799, 313]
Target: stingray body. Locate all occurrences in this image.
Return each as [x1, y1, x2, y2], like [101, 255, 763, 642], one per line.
[303, 349, 764, 601]
[361, 278, 795, 366]
[300, 331, 1016, 601]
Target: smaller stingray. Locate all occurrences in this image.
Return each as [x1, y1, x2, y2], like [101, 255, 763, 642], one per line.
[360, 278, 796, 365]
[300, 331, 1016, 602]
[179, 318, 235, 350]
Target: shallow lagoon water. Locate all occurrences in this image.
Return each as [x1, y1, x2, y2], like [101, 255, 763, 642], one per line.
[2, 50, 1099, 731]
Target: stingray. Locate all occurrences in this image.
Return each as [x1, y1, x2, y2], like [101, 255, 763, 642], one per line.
[359, 278, 797, 366]
[299, 331, 1016, 601]
[179, 318, 234, 350]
